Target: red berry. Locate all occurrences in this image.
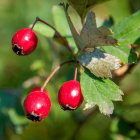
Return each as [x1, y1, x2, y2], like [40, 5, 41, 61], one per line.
[24, 89, 51, 122]
[58, 80, 83, 110]
[12, 28, 38, 55]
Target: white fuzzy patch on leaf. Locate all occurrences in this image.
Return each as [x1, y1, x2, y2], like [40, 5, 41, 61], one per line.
[78, 48, 121, 78]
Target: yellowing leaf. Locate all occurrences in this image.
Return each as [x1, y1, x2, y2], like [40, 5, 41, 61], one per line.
[79, 11, 118, 50]
[63, 6, 118, 51]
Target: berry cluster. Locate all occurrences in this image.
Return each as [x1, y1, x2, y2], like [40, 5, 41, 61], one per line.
[12, 18, 83, 122]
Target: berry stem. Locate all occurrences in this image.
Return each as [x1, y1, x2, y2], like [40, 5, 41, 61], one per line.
[31, 17, 39, 30]
[31, 17, 72, 53]
[59, 3, 78, 81]
[41, 60, 76, 91]
[74, 60, 77, 81]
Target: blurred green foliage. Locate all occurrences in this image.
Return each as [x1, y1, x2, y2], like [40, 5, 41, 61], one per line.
[0, 0, 140, 140]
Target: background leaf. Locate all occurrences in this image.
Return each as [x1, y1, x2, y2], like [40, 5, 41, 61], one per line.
[103, 11, 140, 63]
[30, 22, 55, 38]
[52, 6, 71, 36]
[105, 0, 130, 24]
[67, 0, 109, 20]
[0, 89, 27, 134]
[80, 70, 123, 115]
[52, 5, 77, 53]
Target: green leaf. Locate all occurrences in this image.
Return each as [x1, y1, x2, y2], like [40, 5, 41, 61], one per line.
[103, 11, 140, 63]
[52, 6, 71, 36]
[105, 0, 130, 24]
[0, 89, 27, 134]
[52, 5, 77, 53]
[68, 0, 109, 20]
[80, 70, 123, 115]
[116, 103, 140, 123]
[30, 22, 55, 38]
[63, 5, 82, 51]
[8, 108, 27, 125]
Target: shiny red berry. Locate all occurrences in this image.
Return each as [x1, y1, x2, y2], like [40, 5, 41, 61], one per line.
[58, 80, 83, 110]
[12, 28, 38, 55]
[24, 89, 51, 122]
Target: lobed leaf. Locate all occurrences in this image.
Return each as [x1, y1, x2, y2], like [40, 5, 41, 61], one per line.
[80, 70, 123, 115]
[64, 7, 117, 52]
[79, 11, 118, 50]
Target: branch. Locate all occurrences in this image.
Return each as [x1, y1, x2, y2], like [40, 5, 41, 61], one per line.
[70, 107, 98, 140]
[112, 55, 140, 84]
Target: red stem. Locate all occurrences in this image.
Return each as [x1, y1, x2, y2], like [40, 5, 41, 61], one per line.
[31, 16, 78, 88]
[41, 60, 75, 91]
[74, 61, 77, 81]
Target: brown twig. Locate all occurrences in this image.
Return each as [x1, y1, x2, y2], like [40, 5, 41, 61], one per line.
[112, 56, 140, 84]
[70, 107, 98, 140]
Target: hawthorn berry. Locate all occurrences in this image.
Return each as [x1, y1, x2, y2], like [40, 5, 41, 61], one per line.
[58, 80, 83, 110]
[24, 89, 51, 122]
[12, 28, 38, 55]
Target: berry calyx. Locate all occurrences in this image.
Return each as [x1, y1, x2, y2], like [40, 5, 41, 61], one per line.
[12, 28, 38, 55]
[24, 89, 51, 122]
[58, 80, 83, 110]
